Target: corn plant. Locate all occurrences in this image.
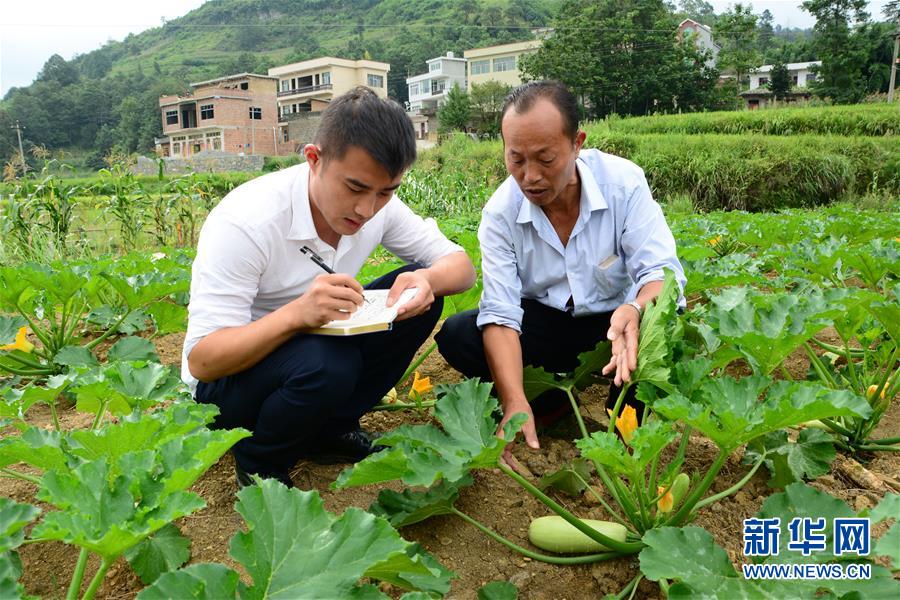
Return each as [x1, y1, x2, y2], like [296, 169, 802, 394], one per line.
[96, 159, 144, 253]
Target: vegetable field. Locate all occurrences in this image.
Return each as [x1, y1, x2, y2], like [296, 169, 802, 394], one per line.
[1, 150, 899, 597]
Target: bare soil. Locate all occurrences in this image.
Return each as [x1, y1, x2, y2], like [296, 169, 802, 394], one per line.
[6, 329, 899, 600]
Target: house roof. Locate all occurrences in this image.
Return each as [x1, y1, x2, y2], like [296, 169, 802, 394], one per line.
[752, 61, 822, 74]
[678, 18, 713, 35]
[189, 73, 276, 88]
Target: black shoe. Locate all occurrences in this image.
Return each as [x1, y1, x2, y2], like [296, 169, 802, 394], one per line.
[234, 461, 293, 490]
[532, 390, 579, 431]
[304, 428, 385, 464]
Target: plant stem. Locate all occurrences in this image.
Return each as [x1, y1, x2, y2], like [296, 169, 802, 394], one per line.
[615, 573, 643, 600]
[566, 387, 589, 440]
[0, 351, 49, 370]
[66, 549, 90, 600]
[857, 444, 900, 452]
[85, 309, 134, 350]
[1, 468, 41, 485]
[694, 452, 765, 510]
[809, 338, 865, 357]
[50, 400, 61, 431]
[499, 463, 643, 554]
[868, 435, 900, 445]
[803, 343, 837, 388]
[90, 400, 108, 431]
[81, 557, 111, 600]
[820, 418, 855, 439]
[15, 302, 56, 353]
[779, 364, 793, 381]
[667, 450, 729, 527]
[569, 470, 630, 528]
[450, 507, 625, 564]
[397, 341, 437, 388]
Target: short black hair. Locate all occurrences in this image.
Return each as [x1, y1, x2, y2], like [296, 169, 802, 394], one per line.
[501, 81, 580, 141]
[314, 87, 416, 178]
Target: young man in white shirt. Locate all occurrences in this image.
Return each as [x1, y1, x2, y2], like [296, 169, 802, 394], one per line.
[436, 81, 685, 457]
[184, 87, 476, 488]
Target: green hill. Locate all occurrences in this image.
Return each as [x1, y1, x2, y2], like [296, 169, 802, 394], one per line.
[0, 0, 557, 162]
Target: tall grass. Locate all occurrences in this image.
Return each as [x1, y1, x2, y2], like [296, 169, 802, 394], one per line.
[602, 103, 899, 137]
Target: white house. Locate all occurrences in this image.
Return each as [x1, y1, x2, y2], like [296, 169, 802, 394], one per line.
[406, 52, 468, 114]
[749, 61, 822, 90]
[677, 19, 720, 69]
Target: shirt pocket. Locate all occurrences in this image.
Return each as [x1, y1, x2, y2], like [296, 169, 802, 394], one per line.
[592, 256, 630, 301]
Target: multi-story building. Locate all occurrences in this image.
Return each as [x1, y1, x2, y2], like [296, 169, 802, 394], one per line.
[268, 57, 390, 151]
[463, 39, 542, 92]
[677, 19, 720, 69]
[156, 73, 279, 157]
[742, 61, 822, 109]
[406, 52, 467, 113]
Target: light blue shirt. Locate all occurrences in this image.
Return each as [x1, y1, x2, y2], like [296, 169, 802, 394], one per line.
[477, 149, 686, 332]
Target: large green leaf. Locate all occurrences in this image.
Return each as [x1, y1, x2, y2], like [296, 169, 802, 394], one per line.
[136, 564, 243, 600]
[704, 287, 846, 375]
[0, 316, 27, 346]
[138, 482, 451, 599]
[868, 493, 900, 524]
[538, 458, 593, 497]
[124, 523, 191, 585]
[31, 458, 206, 560]
[577, 420, 676, 479]
[369, 476, 472, 527]
[652, 377, 870, 452]
[71, 361, 184, 416]
[53, 345, 99, 368]
[0, 427, 68, 471]
[630, 270, 681, 391]
[334, 379, 526, 489]
[478, 581, 518, 600]
[146, 301, 188, 336]
[231, 481, 448, 599]
[107, 336, 159, 362]
[0, 498, 40, 554]
[101, 273, 187, 311]
[744, 429, 836, 488]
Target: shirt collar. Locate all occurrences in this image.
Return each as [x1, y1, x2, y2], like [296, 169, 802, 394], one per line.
[515, 154, 608, 225]
[287, 162, 320, 241]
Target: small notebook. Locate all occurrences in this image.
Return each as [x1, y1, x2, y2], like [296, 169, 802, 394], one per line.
[308, 288, 419, 336]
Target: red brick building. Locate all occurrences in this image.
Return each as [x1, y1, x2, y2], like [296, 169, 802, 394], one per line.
[156, 73, 279, 157]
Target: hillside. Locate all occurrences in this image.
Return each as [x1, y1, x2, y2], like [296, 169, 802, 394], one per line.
[0, 0, 557, 161]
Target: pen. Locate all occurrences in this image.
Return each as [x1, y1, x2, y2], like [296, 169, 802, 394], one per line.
[300, 245, 335, 274]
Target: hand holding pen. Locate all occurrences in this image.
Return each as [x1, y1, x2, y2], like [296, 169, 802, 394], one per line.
[295, 246, 364, 326]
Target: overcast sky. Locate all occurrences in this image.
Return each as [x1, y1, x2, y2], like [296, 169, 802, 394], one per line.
[0, 0, 893, 96]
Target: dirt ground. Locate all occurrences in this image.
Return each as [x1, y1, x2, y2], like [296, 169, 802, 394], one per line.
[6, 327, 899, 600]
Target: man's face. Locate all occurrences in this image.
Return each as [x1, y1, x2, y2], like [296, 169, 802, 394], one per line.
[501, 98, 585, 207]
[306, 144, 403, 240]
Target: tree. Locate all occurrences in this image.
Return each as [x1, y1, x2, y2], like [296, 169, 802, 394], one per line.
[768, 60, 791, 100]
[715, 3, 760, 92]
[37, 54, 80, 86]
[469, 81, 511, 136]
[757, 9, 775, 55]
[521, 0, 720, 118]
[678, 0, 716, 24]
[437, 84, 471, 133]
[801, 0, 870, 103]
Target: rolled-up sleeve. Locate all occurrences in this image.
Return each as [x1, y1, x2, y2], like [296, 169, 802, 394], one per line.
[477, 210, 524, 332]
[620, 176, 687, 305]
[183, 217, 267, 364]
[380, 198, 463, 266]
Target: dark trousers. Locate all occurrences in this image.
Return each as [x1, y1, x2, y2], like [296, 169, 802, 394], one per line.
[196, 265, 443, 477]
[435, 299, 638, 420]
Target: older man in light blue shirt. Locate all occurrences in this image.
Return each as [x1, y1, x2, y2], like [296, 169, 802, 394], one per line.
[436, 81, 685, 453]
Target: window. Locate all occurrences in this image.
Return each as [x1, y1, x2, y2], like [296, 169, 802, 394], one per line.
[759, 77, 769, 85]
[322, 71, 331, 85]
[493, 56, 516, 72]
[165, 110, 178, 125]
[367, 73, 384, 88]
[806, 73, 817, 83]
[792, 75, 799, 85]
[200, 104, 214, 120]
[409, 83, 420, 96]
[471, 59, 490, 75]
[431, 80, 446, 94]
[250, 107, 262, 120]
[281, 80, 289, 92]
[240, 82, 249, 90]
[429, 62, 440, 73]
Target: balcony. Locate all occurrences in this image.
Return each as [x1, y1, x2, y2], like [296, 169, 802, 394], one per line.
[277, 83, 333, 98]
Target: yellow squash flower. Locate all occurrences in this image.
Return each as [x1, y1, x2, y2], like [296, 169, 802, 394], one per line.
[657, 485, 674, 513]
[0, 327, 34, 353]
[607, 404, 638, 445]
[409, 371, 433, 399]
[707, 235, 721, 246]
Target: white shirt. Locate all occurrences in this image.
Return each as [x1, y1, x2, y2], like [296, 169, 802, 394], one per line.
[182, 162, 464, 393]
[477, 149, 686, 332]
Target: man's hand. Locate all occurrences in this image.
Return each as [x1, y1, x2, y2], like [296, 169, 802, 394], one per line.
[496, 397, 538, 475]
[601, 304, 641, 386]
[387, 270, 435, 320]
[292, 273, 364, 329]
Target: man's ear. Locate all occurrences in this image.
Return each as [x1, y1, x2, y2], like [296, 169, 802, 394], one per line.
[574, 130, 587, 153]
[303, 144, 322, 174]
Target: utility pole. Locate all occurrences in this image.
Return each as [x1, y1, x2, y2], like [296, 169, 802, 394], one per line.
[889, 27, 899, 102]
[10, 120, 27, 174]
